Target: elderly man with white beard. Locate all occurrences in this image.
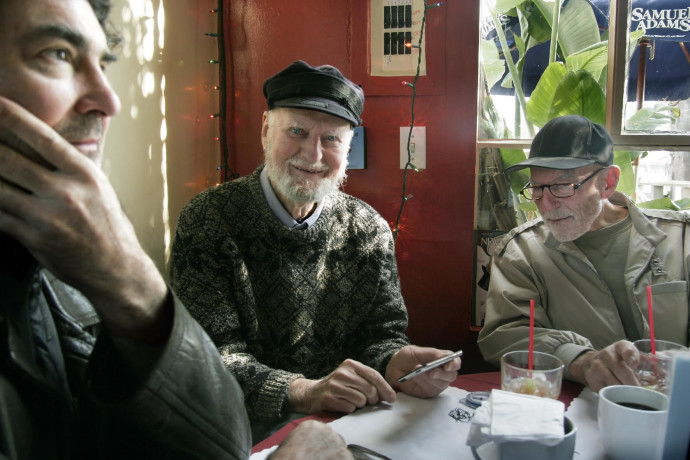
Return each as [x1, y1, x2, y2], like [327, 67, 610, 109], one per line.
[169, 60, 462, 442]
[478, 115, 690, 393]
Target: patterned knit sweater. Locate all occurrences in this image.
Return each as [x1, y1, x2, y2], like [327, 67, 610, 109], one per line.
[170, 167, 410, 423]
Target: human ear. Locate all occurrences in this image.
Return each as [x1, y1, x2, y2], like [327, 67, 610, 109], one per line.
[260, 111, 270, 151]
[600, 166, 621, 198]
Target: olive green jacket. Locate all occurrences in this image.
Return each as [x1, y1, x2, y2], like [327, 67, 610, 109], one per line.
[478, 192, 690, 380]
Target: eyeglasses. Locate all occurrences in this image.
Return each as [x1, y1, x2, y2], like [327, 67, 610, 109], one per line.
[520, 167, 607, 201]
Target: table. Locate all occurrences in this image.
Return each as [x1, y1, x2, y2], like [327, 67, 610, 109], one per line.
[250, 372, 583, 453]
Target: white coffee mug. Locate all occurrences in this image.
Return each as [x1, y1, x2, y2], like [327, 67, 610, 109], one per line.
[598, 385, 669, 460]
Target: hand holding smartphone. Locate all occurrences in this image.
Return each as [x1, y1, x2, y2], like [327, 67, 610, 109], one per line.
[397, 350, 463, 383]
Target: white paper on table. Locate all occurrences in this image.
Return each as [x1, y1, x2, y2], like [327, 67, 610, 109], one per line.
[249, 445, 277, 460]
[329, 387, 478, 459]
[564, 387, 607, 459]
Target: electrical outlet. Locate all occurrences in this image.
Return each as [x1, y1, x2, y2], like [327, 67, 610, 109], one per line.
[400, 126, 426, 169]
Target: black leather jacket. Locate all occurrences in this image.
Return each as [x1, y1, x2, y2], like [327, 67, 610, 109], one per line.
[0, 244, 251, 459]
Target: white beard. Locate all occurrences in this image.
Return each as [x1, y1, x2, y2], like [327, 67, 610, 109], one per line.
[264, 148, 347, 205]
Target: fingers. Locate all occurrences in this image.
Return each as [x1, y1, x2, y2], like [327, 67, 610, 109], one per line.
[0, 109, 55, 170]
[329, 360, 395, 408]
[0, 97, 85, 173]
[0, 97, 98, 233]
[301, 360, 396, 415]
[0, 145, 53, 213]
[342, 359, 396, 403]
[583, 341, 640, 392]
[388, 346, 461, 397]
[272, 421, 353, 460]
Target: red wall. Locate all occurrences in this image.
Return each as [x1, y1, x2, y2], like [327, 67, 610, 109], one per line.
[224, 1, 492, 373]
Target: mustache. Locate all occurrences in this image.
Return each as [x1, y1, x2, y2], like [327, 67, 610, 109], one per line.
[55, 114, 104, 142]
[287, 158, 328, 173]
[542, 211, 571, 220]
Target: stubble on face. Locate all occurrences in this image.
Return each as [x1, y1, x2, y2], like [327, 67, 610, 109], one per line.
[0, 0, 117, 165]
[535, 167, 605, 242]
[54, 113, 107, 164]
[542, 194, 603, 242]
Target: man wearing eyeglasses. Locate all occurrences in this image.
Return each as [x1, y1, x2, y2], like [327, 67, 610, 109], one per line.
[478, 115, 690, 392]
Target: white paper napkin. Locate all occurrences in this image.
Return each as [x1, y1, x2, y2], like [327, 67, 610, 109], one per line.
[467, 389, 565, 447]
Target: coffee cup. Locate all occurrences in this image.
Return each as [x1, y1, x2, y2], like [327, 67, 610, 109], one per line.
[471, 416, 576, 460]
[597, 385, 669, 460]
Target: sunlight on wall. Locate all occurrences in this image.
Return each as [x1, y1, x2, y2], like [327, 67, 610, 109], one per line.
[105, 0, 170, 273]
[104, 0, 220, 277]
[160, 74, 170, 254]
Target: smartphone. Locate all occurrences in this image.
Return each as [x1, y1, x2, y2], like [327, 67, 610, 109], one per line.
[397, 350, 463, 383]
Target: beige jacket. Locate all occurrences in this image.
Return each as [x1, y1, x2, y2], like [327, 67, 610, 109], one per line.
[478, 192, 690, 380]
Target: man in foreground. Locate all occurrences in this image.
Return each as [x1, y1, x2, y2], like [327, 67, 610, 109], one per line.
[478, 115, 689, 392]
[0, 1, 350, 458]
[170, 60, 461, 440]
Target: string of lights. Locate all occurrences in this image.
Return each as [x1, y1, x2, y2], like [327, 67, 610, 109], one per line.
[392, 1, 443, 241]
[208, 0, 238, 182]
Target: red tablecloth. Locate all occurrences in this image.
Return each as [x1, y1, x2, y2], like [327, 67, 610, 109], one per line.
[251, 372, 583, 453]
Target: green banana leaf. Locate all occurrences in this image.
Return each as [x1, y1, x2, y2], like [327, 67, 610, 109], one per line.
[526, 62, 567, 127]
[613, 150, 636, 197]
[637, 197, 682, 211]
[499, 148, 531, 192]
[482, 0, 681, 214]
[481, 40, 507, 91]
[565, 41, 609, 82]
[532, 0, 601, 57]
[548, 70, 607, 123]
[626, 103, 682, 131]
[494, 0, 526, 14]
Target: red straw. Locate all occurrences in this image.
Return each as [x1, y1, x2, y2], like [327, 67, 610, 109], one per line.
[529, 299, 535, 370]
[647, 285, 656, 355]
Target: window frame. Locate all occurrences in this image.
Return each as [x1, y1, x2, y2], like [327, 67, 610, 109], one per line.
[474, 0, 690, 227]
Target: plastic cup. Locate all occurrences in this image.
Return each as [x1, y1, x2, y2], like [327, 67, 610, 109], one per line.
[633, 339, 689, 394]
[501, 351, 563, 399]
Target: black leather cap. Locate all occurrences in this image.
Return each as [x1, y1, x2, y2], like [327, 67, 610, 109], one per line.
[505, 115, 614, 173]
[262, 60, 364, 126]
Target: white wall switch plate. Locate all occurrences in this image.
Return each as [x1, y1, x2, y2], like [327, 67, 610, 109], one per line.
[400, 126, 426, 169]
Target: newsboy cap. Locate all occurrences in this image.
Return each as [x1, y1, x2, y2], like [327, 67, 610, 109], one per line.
[262, 60, 364, 126]
[505, 115, 614, 173]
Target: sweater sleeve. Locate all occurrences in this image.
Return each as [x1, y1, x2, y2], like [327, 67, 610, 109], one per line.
[348, 217, 410, 375]
[169, 190, 302, 421]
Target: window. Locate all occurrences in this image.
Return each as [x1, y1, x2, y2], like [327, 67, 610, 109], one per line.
[472, 0, 690, 327]
[476, 0, 690, 229]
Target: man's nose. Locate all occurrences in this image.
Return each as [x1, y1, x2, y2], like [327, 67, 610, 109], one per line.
[537, 188, 561, 211]
[75, 64, 121, 117]
[301, 135, 324, 163]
